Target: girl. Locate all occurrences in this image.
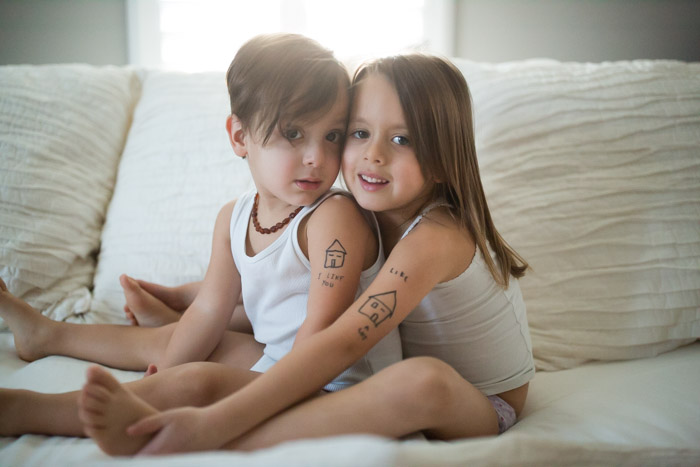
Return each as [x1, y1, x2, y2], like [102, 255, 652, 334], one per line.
[76, 53, 535, 455]
[0, 34, 401, 442]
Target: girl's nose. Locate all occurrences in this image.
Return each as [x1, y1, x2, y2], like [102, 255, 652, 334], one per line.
[364, 140, 385, 165]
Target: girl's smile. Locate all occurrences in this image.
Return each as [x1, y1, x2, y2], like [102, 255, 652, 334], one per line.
[358, 172, 389, 191]
[342, 73, 431, 223]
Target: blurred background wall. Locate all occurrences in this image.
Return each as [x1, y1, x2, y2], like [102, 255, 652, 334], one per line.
[0, 0, 698, 68]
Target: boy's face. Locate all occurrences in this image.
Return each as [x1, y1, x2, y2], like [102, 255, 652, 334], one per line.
[236, 90, 348, 209]
[342, 73, 430, 220]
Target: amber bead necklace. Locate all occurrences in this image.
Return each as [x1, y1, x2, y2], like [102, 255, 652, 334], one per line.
[251, 193, 303, 234]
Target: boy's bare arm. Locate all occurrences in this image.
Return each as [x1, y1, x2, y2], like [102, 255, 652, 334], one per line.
[294, 195, 377, 344]
[159, 201, 241, 369]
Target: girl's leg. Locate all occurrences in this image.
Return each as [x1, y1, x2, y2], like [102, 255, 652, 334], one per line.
[76, 357, 498, 456]
[0, 362, 258, 439]
[229, 357, 499, 450]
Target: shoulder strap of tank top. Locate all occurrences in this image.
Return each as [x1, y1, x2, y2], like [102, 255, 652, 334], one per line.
[400, 201, 451, 240]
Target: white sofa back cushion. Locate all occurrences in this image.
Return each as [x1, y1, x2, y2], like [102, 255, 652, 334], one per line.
[89, 70, 254, 323]
[457, 59, 700, 370]
[0, 65, 139, 326]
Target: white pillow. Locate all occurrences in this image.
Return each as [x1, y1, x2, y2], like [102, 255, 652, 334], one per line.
[455, 59, 700, 370]
[0, 64, 139, 326]
[90, 70, 254, 323]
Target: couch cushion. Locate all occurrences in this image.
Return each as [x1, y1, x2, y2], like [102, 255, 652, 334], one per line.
[89, 70, 254, 323]
[456, 59, 700, 370]
[0, 64, 139, 326]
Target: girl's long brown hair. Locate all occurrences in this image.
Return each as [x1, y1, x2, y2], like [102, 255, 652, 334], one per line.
[353, 55, 528, 286]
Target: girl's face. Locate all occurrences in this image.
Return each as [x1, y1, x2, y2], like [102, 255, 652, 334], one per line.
[238, 89, 348, 210]
[342, 73, 432, 223]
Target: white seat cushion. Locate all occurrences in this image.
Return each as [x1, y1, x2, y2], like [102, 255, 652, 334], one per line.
[0, 65, 139, 326]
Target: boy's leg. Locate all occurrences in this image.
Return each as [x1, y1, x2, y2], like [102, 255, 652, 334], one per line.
[0, 278, 261, 370]
[0, 278, 168, 367]
[122, 276, 251, 333]
[128, 277, 201, 312]
[0, 362, 259, 438]
[121, 275, 194, 327]
[229, 357, 499, 450]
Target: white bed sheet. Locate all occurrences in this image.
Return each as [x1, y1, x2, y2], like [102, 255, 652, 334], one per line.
[1, 333, 699, 466]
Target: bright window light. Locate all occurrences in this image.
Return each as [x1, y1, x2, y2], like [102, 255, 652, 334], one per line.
[128, 0, 452, 72]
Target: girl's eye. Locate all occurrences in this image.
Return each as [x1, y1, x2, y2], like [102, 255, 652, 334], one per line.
[351, 130, 369, 139]
[285, 129, 303, 141]
[392, 135, 410, 146]
[326, 131, 344, 144]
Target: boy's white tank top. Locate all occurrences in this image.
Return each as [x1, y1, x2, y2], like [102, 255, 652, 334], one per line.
[230, 189, 402, 391]
[399, 203, 535, 395]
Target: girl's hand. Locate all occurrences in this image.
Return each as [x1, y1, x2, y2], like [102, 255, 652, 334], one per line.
[128, 406, 226, 455]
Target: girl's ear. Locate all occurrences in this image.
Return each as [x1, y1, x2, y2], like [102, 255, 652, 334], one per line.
[226, 114, 248, 159]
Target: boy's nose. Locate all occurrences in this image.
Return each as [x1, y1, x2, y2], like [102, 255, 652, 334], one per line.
[303, 144, 325, 167]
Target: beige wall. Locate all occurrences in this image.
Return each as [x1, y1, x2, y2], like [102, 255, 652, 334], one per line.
[0, 0, 127, 65]
[1, 0, 698, 66]
[455, 0, 700, 62]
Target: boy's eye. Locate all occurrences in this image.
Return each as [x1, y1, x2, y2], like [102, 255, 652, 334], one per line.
[326, 131, 344, 143]
[284, 129, 303, 141]
[351, 130, 369, 139]
[392, 135, 410, 146]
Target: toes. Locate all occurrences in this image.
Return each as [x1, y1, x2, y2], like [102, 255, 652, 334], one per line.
[78, 390, 107, 428]
[81, 381, 112, 404]
[0, 277, 6, 292]
[85, 366, 122, 392]
[124, 306, 139, 326]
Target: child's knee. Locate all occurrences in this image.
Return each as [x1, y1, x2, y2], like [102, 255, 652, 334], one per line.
[170, 362, 222, 405]
[388, 357, 459, 415]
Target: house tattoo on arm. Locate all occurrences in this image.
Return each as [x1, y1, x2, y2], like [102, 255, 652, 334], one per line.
[357, 291, 396, 340]
[317, 239, 346, 288]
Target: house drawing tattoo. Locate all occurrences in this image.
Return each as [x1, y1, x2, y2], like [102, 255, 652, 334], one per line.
[358, 291, 396, 327]
[324, 239, 346, 268]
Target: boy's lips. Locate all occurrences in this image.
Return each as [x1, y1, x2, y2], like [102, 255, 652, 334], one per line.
[295, 179, 323, 191]
[358, 173, 389, 192]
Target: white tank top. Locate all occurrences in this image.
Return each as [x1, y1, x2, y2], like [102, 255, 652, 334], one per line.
[230, 190, 402, 391]
[399, 204, 535, 395]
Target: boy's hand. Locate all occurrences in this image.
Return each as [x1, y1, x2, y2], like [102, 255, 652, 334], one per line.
[129, 406, 225, 455]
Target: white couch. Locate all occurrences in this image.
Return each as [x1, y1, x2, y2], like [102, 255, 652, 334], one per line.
[1, 59, 699, 466]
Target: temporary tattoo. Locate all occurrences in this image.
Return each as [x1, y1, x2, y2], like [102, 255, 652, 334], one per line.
[317, 272, 345, 288]
[324, 239, 346, 268]
[358, 291, 396, 327]
[358, 325, 370, 341]
[389, 267, 408, 282]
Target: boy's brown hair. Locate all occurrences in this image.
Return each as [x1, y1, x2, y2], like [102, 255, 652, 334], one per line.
[227, 34, 350, 144]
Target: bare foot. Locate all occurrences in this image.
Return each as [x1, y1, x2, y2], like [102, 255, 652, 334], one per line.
[144, 364, 158, 377]
[0, 278, 52, 361]
[79, 365, 158, 456]
[120, 275, 181, 327]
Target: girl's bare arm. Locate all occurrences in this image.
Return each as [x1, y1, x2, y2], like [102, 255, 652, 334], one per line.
[202, 219, 469, 447]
